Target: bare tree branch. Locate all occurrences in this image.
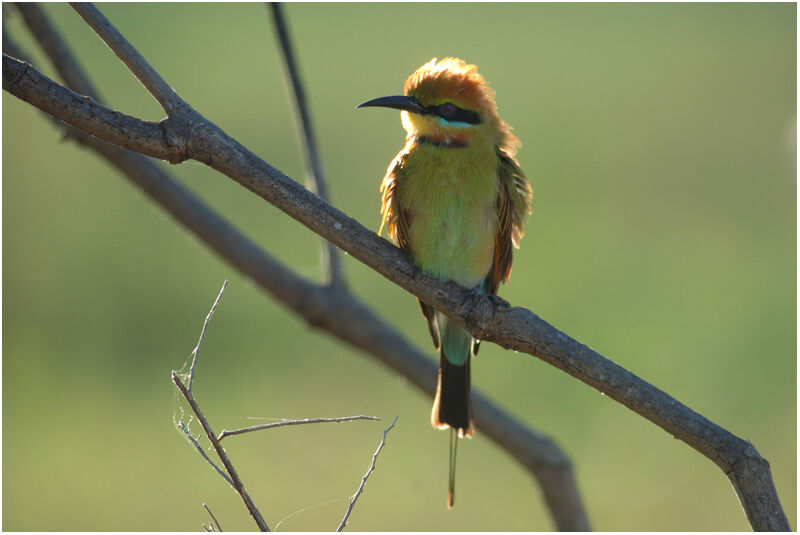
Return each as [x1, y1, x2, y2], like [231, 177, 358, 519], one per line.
[189, 279, 228, 392]
[203, 503, 223, 532]
[170, 282, 270, 531]
[14, 2, 102, 100]
[337, 415, 398, 532]
[268, 2, 346, 290]
[70, 2, 186, 115]
[176, 419, 235, 489]
[218, 416, 381, 441]
[173, 372, 271, 532]
[5, 4, 790, 530]
[3, 54, 173, 159]
[173, 280, 397, 531]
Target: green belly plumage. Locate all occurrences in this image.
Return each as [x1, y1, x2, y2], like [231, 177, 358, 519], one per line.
[398, 142, 499, 288]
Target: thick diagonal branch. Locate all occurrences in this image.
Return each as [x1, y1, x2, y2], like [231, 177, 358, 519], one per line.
[3, 53, 175, 159]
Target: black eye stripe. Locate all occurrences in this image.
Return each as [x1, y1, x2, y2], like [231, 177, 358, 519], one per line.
[424, 103, 482, 125]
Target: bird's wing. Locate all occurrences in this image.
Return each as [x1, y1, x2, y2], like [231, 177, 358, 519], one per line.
[380, 150, 441, 349]
[379, 151, 410, 250]
[485, 148, 533, 295]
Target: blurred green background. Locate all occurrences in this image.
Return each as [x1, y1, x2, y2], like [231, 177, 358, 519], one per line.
[3, 2, 795, 531]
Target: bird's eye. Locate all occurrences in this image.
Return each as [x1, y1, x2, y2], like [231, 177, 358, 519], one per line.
[438, 102, 456, 118]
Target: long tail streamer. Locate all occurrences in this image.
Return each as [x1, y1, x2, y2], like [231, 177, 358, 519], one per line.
[448, 427, 458, 508]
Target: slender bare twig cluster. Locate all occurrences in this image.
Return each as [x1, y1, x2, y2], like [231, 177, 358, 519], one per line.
[2, 3, 790, 531]
[203, 503, 223, 532]
[173, 372, 271, 531]
[172, 280, 396, 531]
[337, 415, 399, 532]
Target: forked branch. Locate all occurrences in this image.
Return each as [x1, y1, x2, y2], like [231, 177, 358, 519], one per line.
[70, 2, 186, 115]
[172, 280, 269, 530]
[172, 280, 391, 530]
[173, 371, 271, 532]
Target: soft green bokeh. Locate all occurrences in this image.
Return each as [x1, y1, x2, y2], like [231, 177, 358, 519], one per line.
[3, 3, 795, 531]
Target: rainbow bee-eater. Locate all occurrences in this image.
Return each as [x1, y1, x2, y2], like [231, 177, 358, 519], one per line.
[359, 57, 532, 507]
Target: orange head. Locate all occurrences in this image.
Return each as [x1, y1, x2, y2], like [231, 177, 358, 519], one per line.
[359, 57, 519, 154]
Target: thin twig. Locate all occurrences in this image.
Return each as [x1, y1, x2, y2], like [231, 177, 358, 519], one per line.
[3, 54, 174, 159]
[69, 2, 186, 115]
[218, 415, 380, 441]
[189, 280, 228, 392]
[173, 373, 270, 532]
[177, 419, 235, 489]
[203, 503, 223, 532]
[268, 2, 345, 290]
[14, 2, 102, 101]
[337, 415, 398, 532]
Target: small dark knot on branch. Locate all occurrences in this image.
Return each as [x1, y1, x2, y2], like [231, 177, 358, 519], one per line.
[159, 116, 192, 164]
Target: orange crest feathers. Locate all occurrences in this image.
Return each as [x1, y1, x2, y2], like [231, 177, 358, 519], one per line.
[403, 57, 519, 155]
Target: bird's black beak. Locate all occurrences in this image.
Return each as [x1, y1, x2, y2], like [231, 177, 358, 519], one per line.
[357, 95, 429, 115]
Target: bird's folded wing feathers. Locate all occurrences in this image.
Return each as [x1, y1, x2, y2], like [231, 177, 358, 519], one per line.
[486, 148, 533, 295]
[380, 152, 442, 349]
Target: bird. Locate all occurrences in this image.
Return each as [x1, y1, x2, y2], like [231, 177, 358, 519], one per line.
[358, 57, 532, 508]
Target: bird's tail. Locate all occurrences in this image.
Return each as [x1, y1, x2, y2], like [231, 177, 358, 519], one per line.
[431, 348, 474, 435]
[430, 314, 475, 508]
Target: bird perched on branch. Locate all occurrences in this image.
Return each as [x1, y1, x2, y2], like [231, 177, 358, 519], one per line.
[358, 57, 532, 508]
